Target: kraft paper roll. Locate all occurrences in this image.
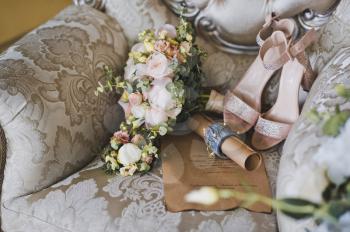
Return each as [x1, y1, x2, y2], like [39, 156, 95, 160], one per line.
[188, 114, 262, 171]
[205, 90, 224, 113]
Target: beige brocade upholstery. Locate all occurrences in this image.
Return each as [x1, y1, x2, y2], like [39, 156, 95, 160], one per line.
[1, 0, 348, 231]
[0, 5, 128, 230]
[0, 1, 282, 231]
[277, 1, 350, 230]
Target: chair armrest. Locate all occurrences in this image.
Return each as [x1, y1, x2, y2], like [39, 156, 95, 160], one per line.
[277, 47, 350, 232]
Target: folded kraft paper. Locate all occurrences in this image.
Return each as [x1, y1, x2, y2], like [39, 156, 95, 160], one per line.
[161, 133, 272, 212]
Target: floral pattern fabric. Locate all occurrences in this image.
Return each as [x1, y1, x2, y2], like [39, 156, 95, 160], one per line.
[6, 0, 349, 230]
[3, 151, 279, 232]
[0, 4, 128, 212]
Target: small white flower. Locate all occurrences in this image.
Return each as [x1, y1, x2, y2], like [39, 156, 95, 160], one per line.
[185, 187, 219, 205]
[118, 143, 142, 166]
[159, 126, 167, 136]
[119, 165, 137, 176]
[105, 156, 118, 171]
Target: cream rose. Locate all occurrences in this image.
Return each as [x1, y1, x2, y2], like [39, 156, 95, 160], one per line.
[145, 52, 173, 79]
[148, 80, 176, 111]
[148, 79, 181, 119]
[118, 143, 142, 166]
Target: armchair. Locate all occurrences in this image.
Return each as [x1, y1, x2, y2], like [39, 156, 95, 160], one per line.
[0, 0, 348, 231]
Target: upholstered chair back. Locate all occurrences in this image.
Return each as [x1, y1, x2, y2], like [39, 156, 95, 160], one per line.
[0, 5, 128, 202]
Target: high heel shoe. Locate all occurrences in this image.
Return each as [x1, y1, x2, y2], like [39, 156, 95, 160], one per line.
[223, 15, 296, 134]
[251, 29, 317, 150]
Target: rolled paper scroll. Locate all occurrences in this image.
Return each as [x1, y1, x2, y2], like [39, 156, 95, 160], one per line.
[187, 114, 262, 171]
[205, 90, 224, 113]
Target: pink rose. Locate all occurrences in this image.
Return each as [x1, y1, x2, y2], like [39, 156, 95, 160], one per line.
[154, 40, 170, 53]
[128, 93, 143, 106]
[145, 52, 173, 79]
[113, 131, 130, 144]
[156, 24, 177, 39]
[145, 107, 168, 127]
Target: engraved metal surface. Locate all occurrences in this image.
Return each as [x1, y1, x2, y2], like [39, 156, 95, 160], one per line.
[162, 0, 260, 55]
[163, 0, 339, 54]
[72, 0, 106, 11]
[297, 0, 340, 30]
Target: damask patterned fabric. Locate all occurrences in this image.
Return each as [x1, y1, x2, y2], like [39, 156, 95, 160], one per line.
[3, 148, 281, 232]
[277, 48, 350, 231]
[0, 1, 283, 231]
[5, 0, 347, 231]
[310, 0, 350, 73]
[0, 5, 128, 206]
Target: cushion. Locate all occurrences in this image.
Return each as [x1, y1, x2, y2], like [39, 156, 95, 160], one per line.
[0, 5, 128, 204]
[3, 148, 281, 232]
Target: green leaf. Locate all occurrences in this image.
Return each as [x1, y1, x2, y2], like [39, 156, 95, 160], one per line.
[322, 110, 350, 136]
[279, 198, 319, 220]
[307, 108, 321, 123]
[327, 200, 350, 219]
[335, 84, 350, 100]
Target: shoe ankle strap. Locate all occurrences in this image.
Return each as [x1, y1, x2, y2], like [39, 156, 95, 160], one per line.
[256, 13, 296, 46]
[259, 29, 317, 70]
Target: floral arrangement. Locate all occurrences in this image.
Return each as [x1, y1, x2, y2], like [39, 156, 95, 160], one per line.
[186, 84, 350, 232]
[96, 18, 206, 176]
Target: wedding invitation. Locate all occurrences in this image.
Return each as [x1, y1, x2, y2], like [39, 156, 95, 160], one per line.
[161, 133, 272, 213]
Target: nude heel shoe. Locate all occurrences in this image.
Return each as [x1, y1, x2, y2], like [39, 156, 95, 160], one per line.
[251, 29, 317, 150]
[223, 15, 296, 134]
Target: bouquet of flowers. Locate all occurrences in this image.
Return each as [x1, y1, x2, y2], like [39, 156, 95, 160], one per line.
[96, 18, 206, 176]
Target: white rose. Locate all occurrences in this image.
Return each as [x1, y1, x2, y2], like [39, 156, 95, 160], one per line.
[118, 143, 142, 166]
[124, 59, 146, 82]
[145, 107, 168, 127]
[185, 187, 219, 205]
[148, 78, 176, 110]
[145, 52, 173, 79]
[284, 163, 328, 203]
